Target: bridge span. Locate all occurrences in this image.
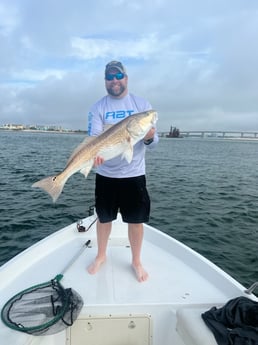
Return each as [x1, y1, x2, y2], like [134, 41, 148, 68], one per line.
[159, 130, 258, 138]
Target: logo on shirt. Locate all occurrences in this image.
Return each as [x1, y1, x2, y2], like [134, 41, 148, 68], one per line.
[105, 110, 134, 120]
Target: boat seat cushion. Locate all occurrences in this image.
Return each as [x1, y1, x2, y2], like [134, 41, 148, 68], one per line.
[176, 307, 218, 345]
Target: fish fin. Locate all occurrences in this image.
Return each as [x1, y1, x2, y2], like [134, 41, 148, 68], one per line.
[122, 148, 133, 163]
[121, 139, 134, 163]
[80, 160, 94, 177]
[66, 136, 95, 166]
[32, 174, 66, 203]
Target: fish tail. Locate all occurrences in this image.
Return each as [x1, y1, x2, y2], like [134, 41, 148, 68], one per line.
[32, 174, 66, 203]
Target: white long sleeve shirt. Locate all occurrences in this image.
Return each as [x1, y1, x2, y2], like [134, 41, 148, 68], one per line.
[88, 93, 158, 178]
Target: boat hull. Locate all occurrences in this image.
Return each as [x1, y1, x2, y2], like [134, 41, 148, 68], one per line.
[0, 214, 256, 345]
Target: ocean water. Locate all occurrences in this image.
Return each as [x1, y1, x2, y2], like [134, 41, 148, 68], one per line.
[0, 130, 258, 288]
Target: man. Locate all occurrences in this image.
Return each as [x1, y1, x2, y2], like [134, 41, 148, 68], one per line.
[87, 61, 158, 282]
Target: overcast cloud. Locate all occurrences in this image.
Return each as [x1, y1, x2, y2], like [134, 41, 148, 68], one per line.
[0, 0, 257, 131]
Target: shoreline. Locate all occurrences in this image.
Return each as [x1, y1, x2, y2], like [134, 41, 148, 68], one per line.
[1, 128, 258, 141]
[0, 128, 87, 135]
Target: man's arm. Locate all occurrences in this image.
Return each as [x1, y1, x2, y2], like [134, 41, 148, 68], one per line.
[144, 127, 159, 147]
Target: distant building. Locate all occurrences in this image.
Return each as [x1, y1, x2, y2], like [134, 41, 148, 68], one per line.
[1, 124, 25, 130]
[0, 123, 86, 134]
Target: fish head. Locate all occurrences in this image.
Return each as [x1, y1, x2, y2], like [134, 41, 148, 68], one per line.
[126, 110, 158, 140]
[139, 109, 158, 127]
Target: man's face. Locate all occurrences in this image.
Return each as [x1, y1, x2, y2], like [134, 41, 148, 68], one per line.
[105, 68, 128, 98]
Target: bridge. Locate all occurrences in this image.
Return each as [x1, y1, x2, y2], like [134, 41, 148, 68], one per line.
[158, 130, 258, 139]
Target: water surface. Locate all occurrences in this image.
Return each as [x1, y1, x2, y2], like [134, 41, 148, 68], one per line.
[1, 131, 258, 288]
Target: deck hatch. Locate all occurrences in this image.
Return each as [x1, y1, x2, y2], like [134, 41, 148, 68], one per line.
[66, 313, 152, 345]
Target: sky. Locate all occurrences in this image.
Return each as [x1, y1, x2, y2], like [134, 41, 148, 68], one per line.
[0, 0, 258, 131]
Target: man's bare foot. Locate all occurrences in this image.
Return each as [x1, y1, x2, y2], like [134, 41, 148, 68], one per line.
[132, 263, 149, 282]
[87, 257, 106, 274]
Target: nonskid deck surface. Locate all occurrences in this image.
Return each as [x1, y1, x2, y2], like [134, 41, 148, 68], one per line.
[62, 216, 244, 306]
[63, 240, 228, 306]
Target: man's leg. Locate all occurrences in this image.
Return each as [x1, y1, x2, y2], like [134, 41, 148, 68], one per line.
[128, 223, 148, 282]
[87, 221, 112, 274]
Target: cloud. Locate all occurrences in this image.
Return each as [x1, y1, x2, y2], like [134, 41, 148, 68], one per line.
[71, 34, 159, 60]
[11, 68, 66, 83]
[0, 3, 19, 36]
[0, 0, 258, 131]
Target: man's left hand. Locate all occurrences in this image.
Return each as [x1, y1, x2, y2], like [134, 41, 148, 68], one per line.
[144, 128, 155, 141]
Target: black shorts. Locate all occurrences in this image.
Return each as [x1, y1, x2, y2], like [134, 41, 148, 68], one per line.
[95, 174, 150, 223]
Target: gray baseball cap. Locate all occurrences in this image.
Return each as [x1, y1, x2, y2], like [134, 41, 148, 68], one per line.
[105, 61, 126, 75]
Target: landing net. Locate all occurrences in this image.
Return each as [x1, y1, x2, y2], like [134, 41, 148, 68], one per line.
[1, 275, 83, 336]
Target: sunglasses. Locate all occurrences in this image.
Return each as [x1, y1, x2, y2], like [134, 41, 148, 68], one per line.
[105, 72, 125, 81]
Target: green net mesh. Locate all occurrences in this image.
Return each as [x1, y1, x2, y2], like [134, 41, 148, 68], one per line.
[1, 276, 83, 336]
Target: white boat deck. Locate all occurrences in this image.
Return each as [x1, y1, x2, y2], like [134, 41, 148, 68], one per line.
[0, 215, 253, 345]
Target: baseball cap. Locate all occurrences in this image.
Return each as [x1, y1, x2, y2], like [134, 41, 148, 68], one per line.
[105, 61, 126, 75]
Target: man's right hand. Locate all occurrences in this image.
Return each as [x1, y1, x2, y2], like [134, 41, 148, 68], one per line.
[94, 156, 104, 167]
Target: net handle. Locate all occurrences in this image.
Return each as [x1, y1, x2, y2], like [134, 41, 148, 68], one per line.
[57, 240, 91, 280]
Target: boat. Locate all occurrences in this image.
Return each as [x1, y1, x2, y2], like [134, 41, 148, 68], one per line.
[0, 211, 257, 345]
[166, 125, 182, 138]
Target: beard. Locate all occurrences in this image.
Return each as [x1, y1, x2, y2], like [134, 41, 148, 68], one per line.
[106, 82, 126, 97]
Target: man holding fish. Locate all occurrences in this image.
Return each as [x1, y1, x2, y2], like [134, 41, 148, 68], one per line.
[32, 61, 158, 281]
[87, 61, 158, 282]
